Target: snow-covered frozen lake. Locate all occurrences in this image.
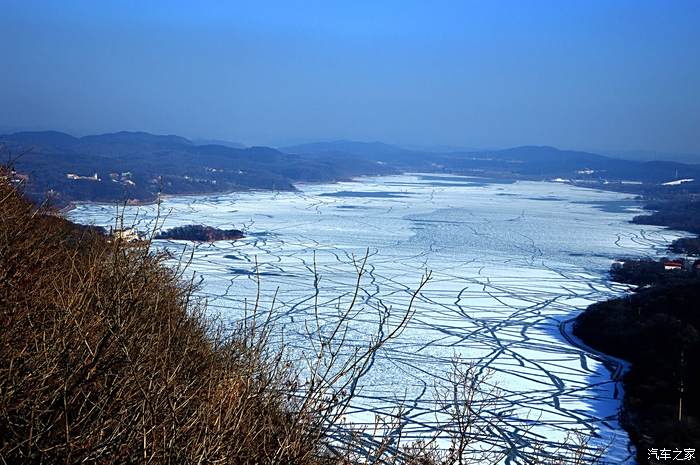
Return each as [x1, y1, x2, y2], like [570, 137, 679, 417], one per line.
[69, 174, 684, 463]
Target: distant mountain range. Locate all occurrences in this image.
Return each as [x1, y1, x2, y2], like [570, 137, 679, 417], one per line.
[281, 139, 700, 184]
[191, 138, 247, 149]
[2, 131, 699, 206]
[282, 140, 412, 159]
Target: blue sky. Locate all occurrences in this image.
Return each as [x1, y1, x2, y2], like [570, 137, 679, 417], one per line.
[1, 0, 699, 152]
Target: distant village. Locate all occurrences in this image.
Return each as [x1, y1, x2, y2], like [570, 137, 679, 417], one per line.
[611, 256, 700, 286]
[613, 256, 700, 272]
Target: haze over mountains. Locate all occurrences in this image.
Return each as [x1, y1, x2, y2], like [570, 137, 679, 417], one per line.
[2, 130, 700, 207]
[599, 149, 700, 164]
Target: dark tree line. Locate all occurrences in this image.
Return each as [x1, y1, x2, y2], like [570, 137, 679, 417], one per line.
[574, 271, 700, 464]
[156, 224, 244, 242]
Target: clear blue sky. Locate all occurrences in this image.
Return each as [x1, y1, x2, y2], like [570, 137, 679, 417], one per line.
[1, 0, 699, 152]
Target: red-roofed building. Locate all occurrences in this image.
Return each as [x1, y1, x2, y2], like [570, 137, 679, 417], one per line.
[664, 260, 683, 271]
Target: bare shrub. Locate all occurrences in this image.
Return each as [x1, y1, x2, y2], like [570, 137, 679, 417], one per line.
[0, 169, 322, 463]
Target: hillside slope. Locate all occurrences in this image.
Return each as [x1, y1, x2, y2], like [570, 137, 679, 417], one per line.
[0, 170, 332, 463]
[1, 131, 394, 206]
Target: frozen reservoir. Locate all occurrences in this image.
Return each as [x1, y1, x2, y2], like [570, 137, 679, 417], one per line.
[69, 174, 684, 463]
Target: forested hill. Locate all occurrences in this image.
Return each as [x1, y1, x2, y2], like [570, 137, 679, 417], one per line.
[3, 130, 700, 206]
[0, 131, 395, 206]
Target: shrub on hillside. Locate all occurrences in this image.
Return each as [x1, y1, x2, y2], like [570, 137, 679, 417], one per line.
[0, 171, 323, 464]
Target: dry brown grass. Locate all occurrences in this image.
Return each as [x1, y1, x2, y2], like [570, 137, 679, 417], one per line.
[0, 169, 334, 464]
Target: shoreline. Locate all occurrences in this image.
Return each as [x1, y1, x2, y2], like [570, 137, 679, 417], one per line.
[66, 172, 697, 251]
[559, 318, 636, 461]
[62, 174, 382, 213]
[62, 185, 297, 213]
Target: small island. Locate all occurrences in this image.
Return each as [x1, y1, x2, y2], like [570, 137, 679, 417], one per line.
[156, 225, 244, 242]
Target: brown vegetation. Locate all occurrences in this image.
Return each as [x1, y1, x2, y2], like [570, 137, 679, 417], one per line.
[0, 168, 330, 463]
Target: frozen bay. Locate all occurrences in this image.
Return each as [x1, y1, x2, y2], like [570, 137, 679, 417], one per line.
[69, 174, 684, 463]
